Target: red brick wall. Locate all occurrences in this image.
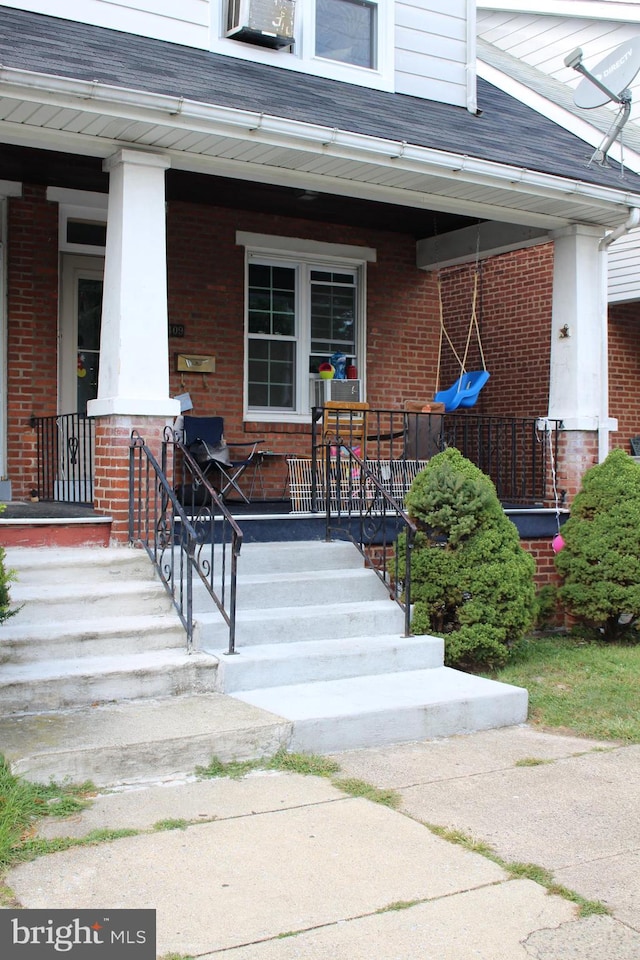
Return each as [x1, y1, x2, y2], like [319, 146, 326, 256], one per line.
[6, 185, 59, 499]
[165, 201, 441, 496]
[609, 301, 640, 453]
[8, 187, 628, 510]
[437, 244, 554, 418]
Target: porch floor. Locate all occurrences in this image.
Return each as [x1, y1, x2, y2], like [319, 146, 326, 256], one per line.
[0, 501, 104, 520]
[0, 498, 566, 542]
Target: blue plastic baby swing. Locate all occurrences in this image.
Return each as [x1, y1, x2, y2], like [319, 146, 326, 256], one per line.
[433, 265, 490, 412]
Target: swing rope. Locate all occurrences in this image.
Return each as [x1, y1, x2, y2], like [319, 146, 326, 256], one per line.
[435, 261, 486, 397]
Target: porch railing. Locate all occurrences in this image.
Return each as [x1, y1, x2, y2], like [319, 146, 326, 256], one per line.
[129, 427, 243, 653]
[312, 407, 561, 507]
[30, 412, 95, 503]
[320, 439, 418, 637]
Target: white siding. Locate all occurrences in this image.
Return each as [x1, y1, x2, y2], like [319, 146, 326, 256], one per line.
[609, 232, 640, 303]
[395, 0, 474, 108]
[0, 0, 210, 49]
[478, 9, 640, 124]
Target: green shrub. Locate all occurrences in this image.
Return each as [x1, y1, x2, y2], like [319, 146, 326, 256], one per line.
[533, 584, 559, 631]
[0, 504, 17, 626]
[554, 449, 640, 642]
[403, 448, 536, 670]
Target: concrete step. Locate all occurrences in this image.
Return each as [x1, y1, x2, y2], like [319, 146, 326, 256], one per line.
[196, 599, 406, 649]
[0, 650, 218, 715]
[9, 579, 173, 622]
[214, 634, 444, 692]
[0, 614, 187, 663]
[0, 693, 292, 786]
[231, 540, 365, 576]
[4, 546, 154, 585]
[195, 566, 390, 612]
[232, 668, 529, 754]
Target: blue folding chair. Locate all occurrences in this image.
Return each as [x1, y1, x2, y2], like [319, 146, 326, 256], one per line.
[183, 415, 263, 503]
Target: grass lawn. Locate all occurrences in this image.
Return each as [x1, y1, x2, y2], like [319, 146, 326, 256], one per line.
[485, 634, 640, 744]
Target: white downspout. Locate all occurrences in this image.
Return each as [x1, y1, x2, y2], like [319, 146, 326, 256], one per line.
[600, 208, 640, 251]
[598, 208, 640, 462]
[466, 0, 478, 115]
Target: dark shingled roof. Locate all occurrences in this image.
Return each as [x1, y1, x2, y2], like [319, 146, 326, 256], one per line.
[2, 6, 640, 193]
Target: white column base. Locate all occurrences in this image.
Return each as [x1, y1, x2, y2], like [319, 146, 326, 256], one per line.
[88, 397, 180, 418]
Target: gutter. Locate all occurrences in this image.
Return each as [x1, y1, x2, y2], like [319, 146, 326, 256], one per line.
[2, 66, 640, 217]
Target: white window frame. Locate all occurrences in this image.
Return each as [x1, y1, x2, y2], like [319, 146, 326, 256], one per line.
[47, 188, 108, 256]
[211, 0, 394, 92]
[238, 232, 375, 422]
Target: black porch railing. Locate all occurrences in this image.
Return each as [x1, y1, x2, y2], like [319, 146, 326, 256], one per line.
[129, 427, 243, 653]
[312, 407, 561, 507]
[30, 412, 95, 503]
[318, 440, 418, 638]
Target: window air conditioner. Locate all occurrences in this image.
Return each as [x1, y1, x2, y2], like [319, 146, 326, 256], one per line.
[311, 378, 361, 408]
[226, 0, 295, 49]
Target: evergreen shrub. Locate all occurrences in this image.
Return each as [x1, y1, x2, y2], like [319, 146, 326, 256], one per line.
[0, 505, 17, 625]
[403, 448, 536, 670]
[554, 448, 640, 642]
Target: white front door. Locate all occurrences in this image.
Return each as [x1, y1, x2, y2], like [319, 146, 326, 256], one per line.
[60, 254, 104, 415]
[58, 254, 104, 501]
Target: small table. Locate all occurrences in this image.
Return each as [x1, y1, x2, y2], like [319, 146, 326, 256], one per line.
[246, 451, 293, 501]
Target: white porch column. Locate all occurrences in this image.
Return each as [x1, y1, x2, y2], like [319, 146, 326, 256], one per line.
[88, 149, 179, 418]
[548, 224, 616, 462]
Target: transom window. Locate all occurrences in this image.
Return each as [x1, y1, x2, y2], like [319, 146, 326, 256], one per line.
[245, 252, 365, 419]
[315, 0, 377, 69]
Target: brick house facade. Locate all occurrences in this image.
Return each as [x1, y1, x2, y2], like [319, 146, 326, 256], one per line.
[2, 5, 640, 558]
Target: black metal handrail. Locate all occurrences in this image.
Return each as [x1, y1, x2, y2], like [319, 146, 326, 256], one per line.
[30, 412, 95, 503]
[321, 439, 417, 637]
[312, 407, 561, 507]
[129, 428, 243, 654]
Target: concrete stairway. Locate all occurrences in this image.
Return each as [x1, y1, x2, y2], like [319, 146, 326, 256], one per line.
[196, 541, 528, 754]
[0, 540, 527, 786]
[0, 546, 217, 714]
[0, 546, 290, 786]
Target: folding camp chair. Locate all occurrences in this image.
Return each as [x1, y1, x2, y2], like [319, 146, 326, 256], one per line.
[183, 415, 263, 503]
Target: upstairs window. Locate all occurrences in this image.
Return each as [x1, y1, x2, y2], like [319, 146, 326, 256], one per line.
[315, 0, 377, 69]
[215, 0, 392, 90]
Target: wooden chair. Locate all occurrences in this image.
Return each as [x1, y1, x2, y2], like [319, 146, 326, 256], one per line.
[403, 400, 445, 460]
[322, 401, 369, 457]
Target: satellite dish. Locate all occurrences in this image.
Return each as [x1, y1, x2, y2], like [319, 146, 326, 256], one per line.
[564, 39, 640, 165]
[572, 38, 640, 109]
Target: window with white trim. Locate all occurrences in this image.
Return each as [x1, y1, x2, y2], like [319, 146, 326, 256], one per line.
[244, 247, 367, 420]
[315, 0, 378, 70]
[214, 0, 392, 92]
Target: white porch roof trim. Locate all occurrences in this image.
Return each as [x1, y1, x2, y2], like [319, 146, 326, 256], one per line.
[1, 65, 640, 230]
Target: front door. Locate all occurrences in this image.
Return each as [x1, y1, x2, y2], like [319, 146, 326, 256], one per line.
[59, 254, 104, 501]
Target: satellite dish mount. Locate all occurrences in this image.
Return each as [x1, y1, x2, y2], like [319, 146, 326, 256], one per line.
[565, 40, 640, 165]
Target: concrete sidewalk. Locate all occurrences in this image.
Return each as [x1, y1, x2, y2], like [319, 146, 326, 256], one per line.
[5, 726, 640, 958]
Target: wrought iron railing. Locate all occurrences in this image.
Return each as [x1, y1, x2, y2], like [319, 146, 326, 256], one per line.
[312, 407, 561, 507]
[30, 412, 95, 503]
[129, 428, 243, 653]
[320, 439, 418, 637]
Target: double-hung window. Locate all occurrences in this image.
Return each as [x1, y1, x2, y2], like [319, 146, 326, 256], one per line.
[315, 0, 378, 70]
[241, 235, 373, 420]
